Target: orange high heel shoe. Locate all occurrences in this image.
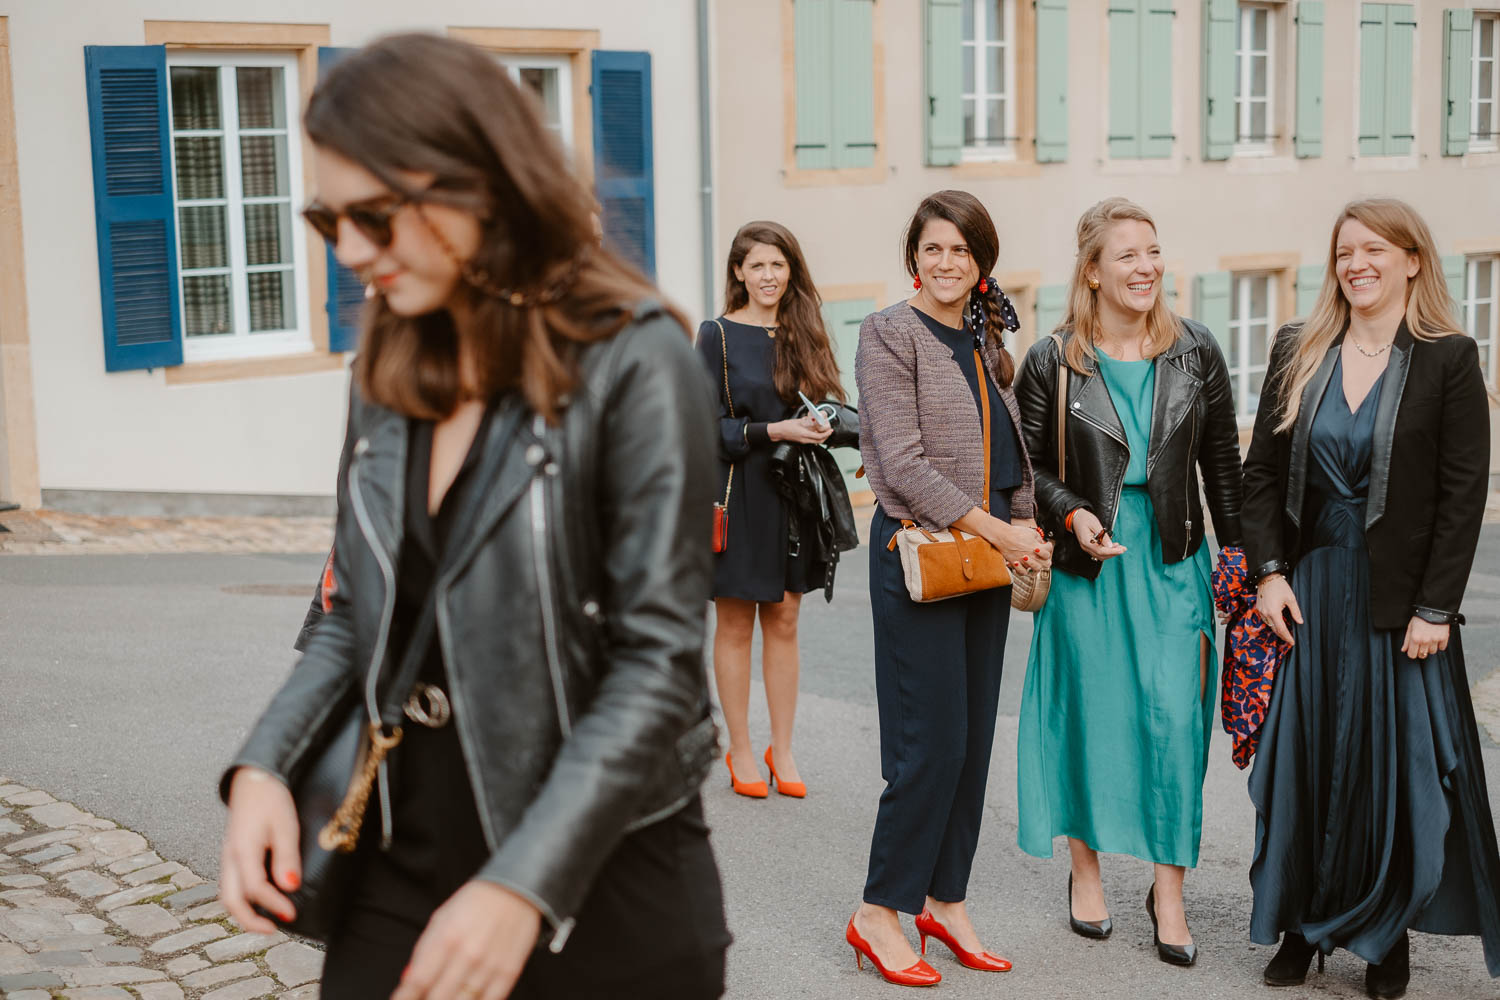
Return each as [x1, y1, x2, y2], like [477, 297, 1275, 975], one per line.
[725, 752, 768, 798]
[915, 909, 1012, 972]
[846, 915, 942, 987]
[764, 746, 806, 798]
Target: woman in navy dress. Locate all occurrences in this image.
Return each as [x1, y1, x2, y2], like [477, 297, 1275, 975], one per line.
[1242, 198, 1500, 999]
[696, 221, 846, 799]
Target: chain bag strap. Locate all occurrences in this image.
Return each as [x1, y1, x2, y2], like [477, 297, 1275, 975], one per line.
[712, 320, 734, 553]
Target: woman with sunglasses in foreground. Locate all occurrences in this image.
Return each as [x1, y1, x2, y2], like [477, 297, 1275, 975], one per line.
[217, 34, 729, 1000]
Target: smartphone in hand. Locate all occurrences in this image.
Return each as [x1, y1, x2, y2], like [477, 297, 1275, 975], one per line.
[797, 390, 831, 429]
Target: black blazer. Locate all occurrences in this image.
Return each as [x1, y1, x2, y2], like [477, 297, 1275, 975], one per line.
[1241, 322, 1490, 629]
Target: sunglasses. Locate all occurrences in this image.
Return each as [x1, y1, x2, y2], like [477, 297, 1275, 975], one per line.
[302, 194, 412, 249]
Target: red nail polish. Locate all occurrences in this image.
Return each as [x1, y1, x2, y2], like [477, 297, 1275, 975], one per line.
[284, 871, 300, 891]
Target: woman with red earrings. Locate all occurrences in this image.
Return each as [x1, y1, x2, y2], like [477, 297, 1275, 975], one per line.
[846, 191, 1048, 987]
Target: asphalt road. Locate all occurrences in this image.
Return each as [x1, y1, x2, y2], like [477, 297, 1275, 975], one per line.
[1, 528, 1498, 999]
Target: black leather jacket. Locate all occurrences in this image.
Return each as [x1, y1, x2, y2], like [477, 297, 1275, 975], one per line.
[1013, 321, 1244, 579]
[226, 305, 720, 949]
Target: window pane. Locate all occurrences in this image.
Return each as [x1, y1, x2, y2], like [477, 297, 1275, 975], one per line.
[1479, 342, 1492, 376]
[1481, 17, 1494, 55]
[170, 67, 220, 130]
[987, 0, 1004, 41]
[248, 270, 295, 332]
[1251, 54, 1268, 99]
[1248, 369, 1266, 415]
[1479, 101, 1494, 139]
[518, 67, 561, 131]
[1250, 102, 1268, 140]
[236, 67, 286, 130]
[963, 98, 977, 144]
[962, 0, 975, 41]
[1477, 259, 1494, 292]
[177, 206, 227, 269]
[1250, 276, 1268, 318]
[1252, 8, 1268, 50]
[173, 137, 224, 200]
[963, 48, 975, 93]
[1475, 303, 1492, 343]
[1480, 61, 1494, 102]
[240, 135, 289, 198]
[244, 203, 293, 267]
[1250, 322, 1270, 366]
[987, 46, 1006, 98]
[182, 274, 232, 337]
[986, 99, 1006, 142]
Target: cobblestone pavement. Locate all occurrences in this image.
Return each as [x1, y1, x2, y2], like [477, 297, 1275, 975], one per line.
[0, 780, 321, 1000]
[0, 512, 331, 556]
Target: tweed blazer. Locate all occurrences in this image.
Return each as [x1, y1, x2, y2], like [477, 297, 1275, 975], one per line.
[855, 300, 1036, 532]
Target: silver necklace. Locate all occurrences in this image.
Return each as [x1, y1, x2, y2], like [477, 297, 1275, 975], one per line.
[1348, 338, 1392, 358]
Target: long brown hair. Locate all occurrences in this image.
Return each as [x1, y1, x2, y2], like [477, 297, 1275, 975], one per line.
[306, 33, 683, 423]
[1057, 197, 1181, 375]
[1273, 198, 1464, 432]
[722, 221, 845, 403]
[902, 190, 1016, 387]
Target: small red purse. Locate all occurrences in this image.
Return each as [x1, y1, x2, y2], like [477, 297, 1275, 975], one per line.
[713, 319, 733, 554]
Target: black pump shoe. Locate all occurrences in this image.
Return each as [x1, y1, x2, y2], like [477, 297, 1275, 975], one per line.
[1264, 931, 1324, 987]
[1365, 932, 1409, 1000]
[1068, 873, 1112, 939]
[1145, 884, 1197, 967]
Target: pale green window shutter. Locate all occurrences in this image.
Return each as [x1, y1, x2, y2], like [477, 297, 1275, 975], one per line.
[1139, 3, 1176, 158]
[1294, 1, 1325, 158]
[1443, 9, 1474, 157]
[1108, 0, 1144, 159]
[1384, 5, 1416, 155]
[1195, 273, 1233, 359]
[1202, 0, 1237, 161]
[1036, 284, 1069, 337]
[1442, 254, 1467, 322]
[821, 297, 876, 492]
[1358, 4, 1389, 156]
[1165, 276, 1181, 313]
[1296, 264, 1325, 317]
[925, 0, 964, 166]
[1035, 0, 1070, 163]
[832, 0, 877, 168]
[795, 0, 835, 169]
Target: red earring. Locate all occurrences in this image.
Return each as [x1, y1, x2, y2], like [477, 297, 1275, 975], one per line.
[978, 278, 989, 293]
[912, 277, 922, 290]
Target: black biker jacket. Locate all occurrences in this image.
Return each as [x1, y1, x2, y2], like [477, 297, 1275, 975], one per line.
[1013, 320, 1244, 580]
[224, 304, 720, 950]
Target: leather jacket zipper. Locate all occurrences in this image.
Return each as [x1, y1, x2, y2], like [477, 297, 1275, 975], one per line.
[1071, 408, 1128, 535]
[347, 439, 400, 847]
[1183, 409, 1196, 560]
[530, 417, 573, 740]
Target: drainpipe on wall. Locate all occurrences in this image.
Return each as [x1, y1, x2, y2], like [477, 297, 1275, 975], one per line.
[696, 0, 715, 318]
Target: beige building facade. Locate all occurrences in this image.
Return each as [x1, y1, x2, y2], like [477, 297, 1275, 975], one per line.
[712, 0, 1500, 481]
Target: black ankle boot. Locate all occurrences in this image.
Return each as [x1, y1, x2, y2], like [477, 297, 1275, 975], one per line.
[1263, 931, 1323, 987]
[1365, 932, 1410, 1000]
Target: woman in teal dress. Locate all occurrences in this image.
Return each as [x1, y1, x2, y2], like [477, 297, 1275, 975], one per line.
[1012, 198, 1244, 967]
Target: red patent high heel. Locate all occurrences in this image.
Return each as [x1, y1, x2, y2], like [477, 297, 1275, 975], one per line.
[764, 746, 806, 798]
[846, 915, 942, 987]
[915, 908, 1012, 972]
[724, 752, 768, 798]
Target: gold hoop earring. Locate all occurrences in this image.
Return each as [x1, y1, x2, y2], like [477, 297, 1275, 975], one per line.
[1087, 278, 1100, 290]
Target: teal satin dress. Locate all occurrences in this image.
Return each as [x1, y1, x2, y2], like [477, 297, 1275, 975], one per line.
[1017, 350, 1218, 867]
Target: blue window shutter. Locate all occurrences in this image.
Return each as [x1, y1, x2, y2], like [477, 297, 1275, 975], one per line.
[1383, 5, 1416, 156]
[1202, 0, 1236, 161]
[820, 296, 875, 494]
[1296, 263, 1325, 317]
[1358, 4, 1389, 156]
[925, 0, 964, 166]
[1442, 9, 1473, 157]
[85, 46, 182, 372]
[1036, 283, 1069, 338]
[592, 50, 656, 280]
[832, 0, 877, 168]
[1442, 254, 1467, 321]
[1195, 272, 1232, 359]
[1034, 0, 1070, 163]
[1294, 2, 1325, 158]
[1108, 0, 1144, 159]
[1138, 2, 1176, 159]
[795, 0, 836, 169]
[318, 47, 365, 353]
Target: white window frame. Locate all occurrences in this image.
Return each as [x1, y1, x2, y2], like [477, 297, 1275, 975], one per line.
[166, 51, 310, 363]
[1473, 12, 1500, 153]
[1234, 2, 1276, 155]
[496, 54, 574, 154]
[961, 0, 1018, 161]
[1228, 272, 1277, 423]
[1464, 254, 1499, 387]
